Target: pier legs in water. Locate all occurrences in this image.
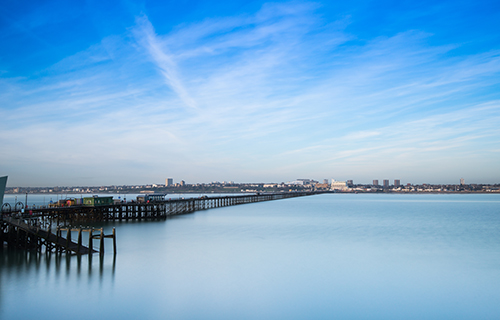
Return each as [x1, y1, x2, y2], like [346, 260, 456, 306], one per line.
[1, 221, 116, 256]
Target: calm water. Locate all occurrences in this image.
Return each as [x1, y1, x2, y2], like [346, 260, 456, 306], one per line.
[1, 193, 500, 319]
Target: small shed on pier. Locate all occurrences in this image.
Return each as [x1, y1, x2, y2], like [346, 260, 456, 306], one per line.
[137, 193, 166, 203]
[83, 196, 114, 206]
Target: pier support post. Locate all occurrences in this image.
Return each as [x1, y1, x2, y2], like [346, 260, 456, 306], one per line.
[77, 228, 82, 255]
[99, 228, 104, 256]
[112, 228, 117, 255]
[55, 227, 60, 253]
[88, 228, 93, 256]
[66, 228, 71, 253]
[46, 227, 51, 252]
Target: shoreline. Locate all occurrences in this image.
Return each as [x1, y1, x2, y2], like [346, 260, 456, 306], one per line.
[4, 190, 500, 195]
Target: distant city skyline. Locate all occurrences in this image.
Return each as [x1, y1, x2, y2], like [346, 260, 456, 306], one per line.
[2, 176, 489, 189]
[1, 174, 487, 188]
[5, 177, 498, 198]
[1, 0, 500, 187]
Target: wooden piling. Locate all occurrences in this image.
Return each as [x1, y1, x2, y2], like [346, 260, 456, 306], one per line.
[112, 228, 117, 255]
[99, 228, 104, 256]
[55, 227, 60, 253]
[77, 228, 82, 255]
[66, 228, 71, 253]
[88, 227, 93, 256]
[46, 227, 51, 252]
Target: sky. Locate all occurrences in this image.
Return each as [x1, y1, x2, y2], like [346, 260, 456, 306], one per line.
[1, 0, 500, 187]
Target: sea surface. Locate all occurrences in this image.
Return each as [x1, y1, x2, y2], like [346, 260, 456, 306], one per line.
[1, 193, 500, 319]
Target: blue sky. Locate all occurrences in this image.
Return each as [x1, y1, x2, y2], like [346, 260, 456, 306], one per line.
[1, 0, 499, 187]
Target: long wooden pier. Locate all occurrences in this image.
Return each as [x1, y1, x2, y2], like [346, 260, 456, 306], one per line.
[13, 191, 316, 223]
[1, 192, 318, 254]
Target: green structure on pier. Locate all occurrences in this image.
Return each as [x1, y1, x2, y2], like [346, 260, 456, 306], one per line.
[82, 196, 114, 206]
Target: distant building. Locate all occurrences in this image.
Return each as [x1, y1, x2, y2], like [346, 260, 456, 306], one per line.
[331, 180, 348, 190]
[373, 180, 379, 186]
[315, 183, 330, 190]
[347, 180, 353, 186]
[166, 178, 173, 186]
[394, 180, 400, 187]
[383, 180, 389, 188]
[460, 178, 465, 185]
[297, 179, 313, 185]
[180, 180, 185, 186]
[287, 180, 305, 185]
[288, 179, 318, 185]
[323, 179, 329, 184]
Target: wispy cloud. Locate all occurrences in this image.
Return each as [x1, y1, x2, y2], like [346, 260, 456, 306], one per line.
[133, 16, 198, 110]
[1, 2, 500, 185]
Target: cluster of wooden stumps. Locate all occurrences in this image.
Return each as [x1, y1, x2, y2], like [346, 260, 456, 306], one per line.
[57, 226, 116, 256]
[1, 216, 116, 256]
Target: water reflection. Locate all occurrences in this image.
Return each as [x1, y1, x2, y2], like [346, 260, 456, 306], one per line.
[0, 246, 116, 278]
[2, 194, 500, 320]
[0, 247, 117, 318]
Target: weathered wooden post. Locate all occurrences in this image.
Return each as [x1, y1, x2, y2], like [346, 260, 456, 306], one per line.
[112, 228, 117, 255]
[88, 227, 93, 256]
[77, 228, 82, 255]
[46, 227, 51, 252]
[55, 227, 60, 253]
[37, 233, 42, 252]
[23, 229, 28, 250]
[66, 228, 71, 253]
[99, 228, 104, 256]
